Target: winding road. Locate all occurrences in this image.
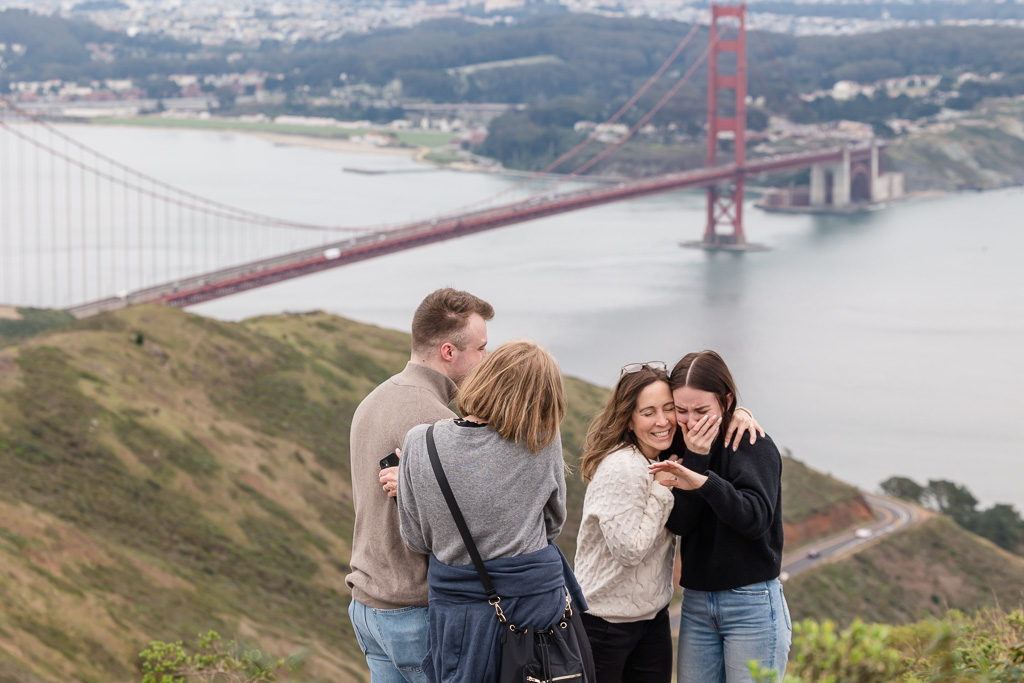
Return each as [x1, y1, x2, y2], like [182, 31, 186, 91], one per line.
[780, 493, 920, 578]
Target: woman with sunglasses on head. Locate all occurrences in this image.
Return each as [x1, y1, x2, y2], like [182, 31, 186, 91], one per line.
[574, 361, 761, 683]
[649, 350, 790, 683]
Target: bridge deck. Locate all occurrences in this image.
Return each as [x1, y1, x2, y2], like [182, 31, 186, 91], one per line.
[68, 144, 877, 318]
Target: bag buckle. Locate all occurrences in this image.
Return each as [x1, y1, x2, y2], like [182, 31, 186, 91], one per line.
[489, 595, 508, 623]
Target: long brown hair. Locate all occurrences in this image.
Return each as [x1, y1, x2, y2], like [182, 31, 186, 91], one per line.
[669, 350, 738, 435]
[456, 340, 566, 454]
[580, 366, 670, 481]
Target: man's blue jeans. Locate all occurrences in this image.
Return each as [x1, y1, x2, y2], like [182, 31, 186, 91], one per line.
[348, 598, 429, 683]
[677, 579, 792, 683]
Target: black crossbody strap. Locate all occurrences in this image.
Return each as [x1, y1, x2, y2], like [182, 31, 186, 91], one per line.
[425, 425, 498, 601]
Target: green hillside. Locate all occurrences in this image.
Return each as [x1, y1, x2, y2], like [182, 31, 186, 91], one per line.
[0, 305, 614, 680]
[0, 304, 967, 680]
[785, 515, 1024, 626]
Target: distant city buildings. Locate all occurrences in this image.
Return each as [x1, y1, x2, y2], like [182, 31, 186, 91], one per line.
[2, 0, 1019, 161]
[1, 0, 1021, 45]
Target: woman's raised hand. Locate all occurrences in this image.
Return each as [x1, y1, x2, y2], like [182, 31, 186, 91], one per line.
[725, 407, 765, 451]
[685, 414, 721, 455]
[648, 459, 708, 490]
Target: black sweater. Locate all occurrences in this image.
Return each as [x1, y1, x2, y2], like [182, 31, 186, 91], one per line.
[664, 433, 784, 592]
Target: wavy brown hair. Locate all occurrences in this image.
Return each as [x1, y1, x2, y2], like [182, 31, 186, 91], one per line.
[580, 366, 670, 481]
[456, 340, 566, 454]
[669, 350, 738, 435]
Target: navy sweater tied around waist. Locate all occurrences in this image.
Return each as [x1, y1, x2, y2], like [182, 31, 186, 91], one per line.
[424, 543, 588, 683]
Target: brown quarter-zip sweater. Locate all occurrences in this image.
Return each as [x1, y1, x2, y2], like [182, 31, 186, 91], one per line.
[345, 362, 458, 609]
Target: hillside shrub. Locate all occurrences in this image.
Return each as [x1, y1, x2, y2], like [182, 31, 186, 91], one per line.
[756, 609, 1024, 682]
[139, 631, 305, 682]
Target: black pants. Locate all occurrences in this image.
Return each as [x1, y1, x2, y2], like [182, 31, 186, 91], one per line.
[580, 606, 672, 683]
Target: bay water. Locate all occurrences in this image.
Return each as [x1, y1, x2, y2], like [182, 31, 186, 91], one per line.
[6, 125, 1023, 508]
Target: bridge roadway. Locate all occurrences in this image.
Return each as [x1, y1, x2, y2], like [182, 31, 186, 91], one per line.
[69, 144, 876, 318]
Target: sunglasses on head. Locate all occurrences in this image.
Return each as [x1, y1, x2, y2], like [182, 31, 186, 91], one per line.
[620, 361, 667, 376]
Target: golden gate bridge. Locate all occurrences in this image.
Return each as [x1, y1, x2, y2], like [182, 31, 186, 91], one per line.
[0, 4, 891, 318]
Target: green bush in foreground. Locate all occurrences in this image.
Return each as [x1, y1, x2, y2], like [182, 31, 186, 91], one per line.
[139, 631, 306, 683]
[753, 609, 1024, 682]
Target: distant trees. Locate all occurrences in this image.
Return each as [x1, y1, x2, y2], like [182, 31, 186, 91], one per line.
[395, 69, 460, 101]
[947, 74, 1024, 110]
[213, 85, 237, 111]
[879, 475, 925, 503]
[880, 476, 1024, 555]
[789, 91, 941, 126]
[478, 109, 585, 170]
[142, 75, 179, 99]
[0, 8, 226, 83]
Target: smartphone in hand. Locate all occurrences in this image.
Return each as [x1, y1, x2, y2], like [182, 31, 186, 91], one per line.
[380, 452, 400, 470]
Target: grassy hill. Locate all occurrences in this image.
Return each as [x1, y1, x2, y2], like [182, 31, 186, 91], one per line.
[0, 304, 924, 679]
[0, 305, 616, 680]
[785, 515, 1024, 626]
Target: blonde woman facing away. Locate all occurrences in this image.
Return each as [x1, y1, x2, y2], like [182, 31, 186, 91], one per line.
[574, 362, 761, 683]
[397, 340, 593, 683]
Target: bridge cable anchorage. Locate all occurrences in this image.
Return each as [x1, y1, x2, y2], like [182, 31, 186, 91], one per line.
[426, 22, 703, 222]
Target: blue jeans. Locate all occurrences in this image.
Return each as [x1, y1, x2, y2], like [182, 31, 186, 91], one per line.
[678, 579, 792, 683]
[348, 598, 430, 683]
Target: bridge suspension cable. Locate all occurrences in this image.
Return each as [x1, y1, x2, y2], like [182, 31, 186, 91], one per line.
[0, 95, 365, 234]
[0, 97, 369, 308]
[426, 22, 705, 220]
[563, 36, 719, 180]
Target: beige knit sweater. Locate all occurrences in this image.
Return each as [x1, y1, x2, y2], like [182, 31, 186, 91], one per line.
[345, 362, 458, 610]
[574, 446, 677, 623]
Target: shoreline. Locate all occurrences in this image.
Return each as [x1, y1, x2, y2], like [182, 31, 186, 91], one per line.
[246, 130, 422, 159]
[81, 117, 430, 159]
[77, 120, 1024, 197]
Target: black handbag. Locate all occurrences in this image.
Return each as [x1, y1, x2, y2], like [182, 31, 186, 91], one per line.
[425, 425, 594, 683]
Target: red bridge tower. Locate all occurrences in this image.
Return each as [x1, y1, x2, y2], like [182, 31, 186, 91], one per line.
[693, 3, 764, 250]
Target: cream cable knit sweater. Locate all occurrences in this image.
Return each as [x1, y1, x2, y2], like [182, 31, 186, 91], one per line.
[574, 446, 677, 623]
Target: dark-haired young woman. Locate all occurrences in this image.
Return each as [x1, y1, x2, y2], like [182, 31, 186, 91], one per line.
[574, 362, 761, 683]
[649, 350, 791, 683]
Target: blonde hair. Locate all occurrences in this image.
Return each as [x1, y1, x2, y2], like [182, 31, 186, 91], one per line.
[580, 366, 670, 481]
[456, 340, 566, 454]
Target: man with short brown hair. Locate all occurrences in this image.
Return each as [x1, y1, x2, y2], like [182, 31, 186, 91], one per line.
[346, 288, 494, 682]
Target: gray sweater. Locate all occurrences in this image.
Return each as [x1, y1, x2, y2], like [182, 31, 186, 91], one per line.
[398, 420, 566, 566]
